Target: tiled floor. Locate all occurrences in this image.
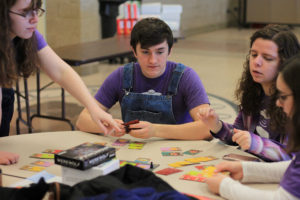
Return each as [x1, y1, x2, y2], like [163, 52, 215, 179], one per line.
[10, 26, 300, 135]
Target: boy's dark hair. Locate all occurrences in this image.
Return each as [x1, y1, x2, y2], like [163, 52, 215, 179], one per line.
[279, 54, 300, 153]
[130, 18, 173, 53]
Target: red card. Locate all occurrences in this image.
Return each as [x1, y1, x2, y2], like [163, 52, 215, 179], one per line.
[155, 168, 183, 175]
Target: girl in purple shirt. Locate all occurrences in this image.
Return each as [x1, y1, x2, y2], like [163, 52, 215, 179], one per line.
[198, 24, 300, 162]
[204, 54, 300, 200]
[0, 0, 120, 165]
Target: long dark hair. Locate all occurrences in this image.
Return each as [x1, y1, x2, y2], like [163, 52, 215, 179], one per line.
[0, 0, 42, 88]
[279, 55, 300, 153]
[235, 24, 300, 133]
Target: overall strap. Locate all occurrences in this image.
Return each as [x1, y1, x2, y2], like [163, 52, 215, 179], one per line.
[167, 63, 186, 95]
[123, 62, 134, 91]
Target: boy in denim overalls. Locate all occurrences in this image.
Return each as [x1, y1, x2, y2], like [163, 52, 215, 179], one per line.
[76, 18, 211, 140]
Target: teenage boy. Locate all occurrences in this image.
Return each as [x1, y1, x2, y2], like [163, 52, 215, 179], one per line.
[76, 18, 211, 140]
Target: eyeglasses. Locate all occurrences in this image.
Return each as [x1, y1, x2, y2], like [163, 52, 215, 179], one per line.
[9, 8, 45, 19]
[277, 93, 293, 104]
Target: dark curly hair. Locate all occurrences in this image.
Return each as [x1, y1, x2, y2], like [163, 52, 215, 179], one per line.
[0, 0, 42, 88]
[130, 17, 173, 54]
[278, 54, 300, 153]
[235, 24, 300, 134]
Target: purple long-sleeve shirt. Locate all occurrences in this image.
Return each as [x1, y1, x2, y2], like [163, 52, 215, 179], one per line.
[214, 97, 291, 162]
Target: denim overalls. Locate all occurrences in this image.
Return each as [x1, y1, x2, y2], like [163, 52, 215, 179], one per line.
[121, 62, 186, 124]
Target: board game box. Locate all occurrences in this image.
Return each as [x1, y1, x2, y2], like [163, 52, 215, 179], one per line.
[55, 142, 116, 170]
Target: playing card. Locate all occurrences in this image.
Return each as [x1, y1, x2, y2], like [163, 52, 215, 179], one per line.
[20, 165, 45, 172]
[155, 168, 183, 175]
[31, 160, 53, 167]
[30, 153, 54, 159]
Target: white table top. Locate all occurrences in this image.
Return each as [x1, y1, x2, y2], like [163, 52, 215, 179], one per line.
[0, 131, 277, 199]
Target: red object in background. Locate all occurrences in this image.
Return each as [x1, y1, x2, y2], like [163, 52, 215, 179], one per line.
[117, 19, 124, 35]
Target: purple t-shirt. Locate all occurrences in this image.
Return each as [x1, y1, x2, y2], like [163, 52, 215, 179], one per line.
[35, 30, 47, 50]
[95, 61, 209, 124]
[280, 151, 300, 198]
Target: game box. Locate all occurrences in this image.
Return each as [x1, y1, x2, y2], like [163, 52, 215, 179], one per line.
[55, 142, 116, 170]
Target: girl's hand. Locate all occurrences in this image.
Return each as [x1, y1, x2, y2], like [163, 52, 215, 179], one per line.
[197, 107, 222, 133]
[108, 119, 126, 137]
[232, 128, 251, 150]
[205, 174, 227, 194]
[89, 107, 121, 135]
[215, 161, 243, 180]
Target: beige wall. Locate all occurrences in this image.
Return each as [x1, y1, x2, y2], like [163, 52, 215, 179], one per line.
[46, 0, 100, 48]
[143, 0, 233, 36]
[45, 0, 234, 47]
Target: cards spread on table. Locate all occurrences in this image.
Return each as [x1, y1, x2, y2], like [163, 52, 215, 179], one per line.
[155, 168, 183, 175]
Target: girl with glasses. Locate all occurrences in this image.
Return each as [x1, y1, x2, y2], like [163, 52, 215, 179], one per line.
[0, 0, 121, 164]
[198, 24, 300, 162]
[205, 54, 300, 200]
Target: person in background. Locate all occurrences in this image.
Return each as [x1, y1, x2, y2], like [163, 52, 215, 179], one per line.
[0, 0, 121, 164]
[76, 18, 212, 140]
[205, 54, 300, 200]
[198, 24, 300, 161]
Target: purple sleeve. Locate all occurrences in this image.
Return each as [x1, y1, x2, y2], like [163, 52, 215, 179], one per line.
[179, 67, 210, 110]
[213, 111, 245, 145]
[214, 111, 291, 161]
[94, 67, 123, 108]
[34, 30, 47, 51]
[248, 133, 291, 161]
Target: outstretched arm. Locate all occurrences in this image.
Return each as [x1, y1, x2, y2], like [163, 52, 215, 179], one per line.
[37, 46, 121, 134]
